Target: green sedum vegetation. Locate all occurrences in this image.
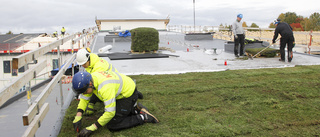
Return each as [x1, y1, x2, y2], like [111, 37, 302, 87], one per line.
[59, 65, 320, 137]
[245, 48, 280, 57]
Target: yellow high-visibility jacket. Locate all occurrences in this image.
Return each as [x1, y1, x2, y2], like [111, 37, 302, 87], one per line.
[77, 71, 136, 127]
[61, 28, 66, 32]
[85, 53, 118, 73]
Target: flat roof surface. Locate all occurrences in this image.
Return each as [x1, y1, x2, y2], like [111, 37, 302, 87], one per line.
[93, 31, 320, 75]
[0, 34, 41, 51]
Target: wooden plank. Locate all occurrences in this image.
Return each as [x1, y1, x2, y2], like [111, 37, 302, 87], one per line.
[72, 34, 85, 44]
[0, 60, 46, 107]
[22, 103, 49, 137]
[22, 54, 76, 125]
[12, 34, 75, 69]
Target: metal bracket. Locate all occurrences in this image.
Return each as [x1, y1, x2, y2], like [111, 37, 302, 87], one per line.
[36, 104, 40, 115]
[38, 120, 41, 128]
[33, 71, 36, 79]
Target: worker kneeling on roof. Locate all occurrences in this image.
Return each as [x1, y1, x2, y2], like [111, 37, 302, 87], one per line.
[76, 48, 143, 116]
[76, 48, 118, 73]
[72, 71, 159, 137]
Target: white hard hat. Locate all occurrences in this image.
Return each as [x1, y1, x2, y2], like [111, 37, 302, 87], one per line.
[76, 49, 90, 65]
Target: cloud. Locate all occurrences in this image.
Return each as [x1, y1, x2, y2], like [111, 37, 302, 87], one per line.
[0, 0, 318, 34]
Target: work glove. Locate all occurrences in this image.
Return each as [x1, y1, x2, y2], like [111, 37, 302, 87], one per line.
[293, 42, 296, 48]
[78, 124, 98, 137]
[84, 103, 95, 116]
[234, 35, 238, 39]
[73, 116, 82, 133]
[272, 40, 275, 44]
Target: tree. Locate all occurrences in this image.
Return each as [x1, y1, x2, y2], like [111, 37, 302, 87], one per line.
[290, 23, 304, 31]
[295, 16, 304, 23]
[250, 23, 259, 28]
[301, 17, 312, 31]
[242, 22, 248, 27]
[247, 23, 259, 31]
[6, 31, 13, 35]
[309, 12, 320, 31]
[278, 13, 285, 22]
[283, 12, 298, 24]
[269, 23, 276, 28]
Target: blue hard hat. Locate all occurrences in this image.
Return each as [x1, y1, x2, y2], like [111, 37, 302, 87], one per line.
[237, 14, 243, 19]
[273, 19, 280, 25]
[72, 72, 92, 94]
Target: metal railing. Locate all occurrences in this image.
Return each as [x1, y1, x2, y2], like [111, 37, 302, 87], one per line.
[0, 27, 97, 137]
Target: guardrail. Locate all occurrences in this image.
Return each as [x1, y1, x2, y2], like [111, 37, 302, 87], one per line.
[168, 25, 320, 54]
[21, 30, 96, 137]
[0, 27, 97, 137]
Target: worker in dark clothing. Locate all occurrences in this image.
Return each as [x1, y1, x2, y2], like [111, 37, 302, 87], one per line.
[232, 14, 245, 57]
[272, 19, 295, 62]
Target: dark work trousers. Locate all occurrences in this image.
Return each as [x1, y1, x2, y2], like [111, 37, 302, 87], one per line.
[90, 89, 144, 131]
[280, 36, 294, 62]
[234, 34, 245, 56]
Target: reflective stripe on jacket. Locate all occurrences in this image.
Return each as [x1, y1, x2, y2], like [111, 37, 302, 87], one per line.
[77, 71, 135, 126]
[85, 53, 118, 73]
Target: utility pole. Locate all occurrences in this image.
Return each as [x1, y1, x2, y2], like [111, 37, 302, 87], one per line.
[193, 0, 196, 33]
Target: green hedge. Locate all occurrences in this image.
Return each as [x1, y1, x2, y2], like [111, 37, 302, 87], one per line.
[131, 27, 159, 52]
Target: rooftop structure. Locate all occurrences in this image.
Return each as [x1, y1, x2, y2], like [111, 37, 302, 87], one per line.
[95, 18, 170, 31]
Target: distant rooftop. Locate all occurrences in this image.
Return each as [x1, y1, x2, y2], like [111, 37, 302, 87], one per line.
[0, 34, 42, 52]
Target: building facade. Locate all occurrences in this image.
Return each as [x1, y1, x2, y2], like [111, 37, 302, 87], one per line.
[95, 18, 170, 32]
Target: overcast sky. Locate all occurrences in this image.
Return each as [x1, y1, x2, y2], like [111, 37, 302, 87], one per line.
[0, 0, 319, 34]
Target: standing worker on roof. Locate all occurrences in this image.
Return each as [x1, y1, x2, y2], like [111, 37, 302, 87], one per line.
[72, 71, 159, 137]
[232, 14, 246, 58]
[272, 19, 295, 62]
[76, 48, 143, 115]
[61, 27, 66, 37]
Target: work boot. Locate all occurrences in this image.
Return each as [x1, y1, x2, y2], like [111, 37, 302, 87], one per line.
[135, 102, 149, 114]
[140, 108, 159, 123]
[288, 51, 293, 62]
[84, 103, 95, 116]
[279, 59, 285, 62]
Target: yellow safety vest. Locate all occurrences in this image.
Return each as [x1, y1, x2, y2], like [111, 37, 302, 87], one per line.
[77, 71, 136, 126]
[85, 53, 118, 73]
[61, 28, 66, 32]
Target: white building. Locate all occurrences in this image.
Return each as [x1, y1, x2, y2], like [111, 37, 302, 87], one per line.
[95, 18, 170, 32]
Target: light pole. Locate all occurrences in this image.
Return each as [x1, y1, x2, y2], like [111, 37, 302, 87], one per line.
[193, 0, 195, 33]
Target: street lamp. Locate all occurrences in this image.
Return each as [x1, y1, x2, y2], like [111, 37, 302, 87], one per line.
[193, 0, 195, 33]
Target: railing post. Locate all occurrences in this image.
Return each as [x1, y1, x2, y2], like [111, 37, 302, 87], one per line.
[308, 30, 313, 54]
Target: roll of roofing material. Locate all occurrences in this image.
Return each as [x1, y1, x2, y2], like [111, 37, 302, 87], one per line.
[99, 45, 112, 53]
